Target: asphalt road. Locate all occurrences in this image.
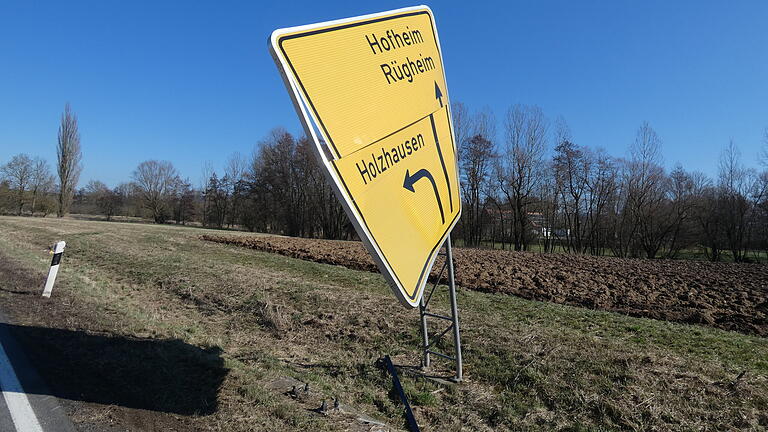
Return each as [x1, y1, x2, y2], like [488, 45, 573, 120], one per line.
[0, 313, 76, 432]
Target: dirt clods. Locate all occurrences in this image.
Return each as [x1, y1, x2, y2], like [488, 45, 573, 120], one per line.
[202, 235, 767, 337]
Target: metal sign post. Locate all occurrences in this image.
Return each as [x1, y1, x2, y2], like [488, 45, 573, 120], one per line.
[419, 236, 462, 381]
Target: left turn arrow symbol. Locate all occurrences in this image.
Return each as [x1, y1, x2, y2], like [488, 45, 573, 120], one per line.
[403, 168, 445, 224]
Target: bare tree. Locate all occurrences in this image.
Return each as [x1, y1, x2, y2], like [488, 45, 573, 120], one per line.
[225, 152, 247, 183]
[608, 159, 631, 257]
[553, 139, 589, 253]
[225, 152, 248, 228]
[760, 127, 768, 168]
[535, 160, 559, 253]
[132, 160, 179, 223]
[456, 107, 497, 246]
[473, 108, 496, 139]
[717, 140, 754, 261]
[30, 157, 54, 215]
[450, 102, 471, 152]
[84, 180, 123, 221]
[754, 169, 768, 257]
[56, 103, 83, 217]
[626, 122, 670, 258]
[114, 182, 138, 217]
[460, 133, 496, 246]
[169, 178, 195, 225]
[1, 154, 34, 215]
[497, 105, 547, 250]
[536, 117, 571, 252]
[200, 161, 214, 226]
[584, 149, 618, 255]
[662, 165, 700, 258]
[204, 172, 228, 228]
[694, 183, 723, 261]
[246, 128, 302, 235]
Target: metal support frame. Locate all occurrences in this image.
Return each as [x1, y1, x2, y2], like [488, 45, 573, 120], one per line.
[419, 236, 463, 382]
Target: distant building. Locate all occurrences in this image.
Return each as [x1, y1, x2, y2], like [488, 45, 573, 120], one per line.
[527, 212, 569, 239]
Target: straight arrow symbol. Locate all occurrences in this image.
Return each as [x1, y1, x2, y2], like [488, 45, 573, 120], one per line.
[404, 168, 445, 224]
[430, 111, 453, 213]
[434, 81, 443, 108]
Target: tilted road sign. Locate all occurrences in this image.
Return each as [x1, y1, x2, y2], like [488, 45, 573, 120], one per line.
[270, 5, 461, 307]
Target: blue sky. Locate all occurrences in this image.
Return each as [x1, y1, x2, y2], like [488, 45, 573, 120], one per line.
[1, 0, 767, 187]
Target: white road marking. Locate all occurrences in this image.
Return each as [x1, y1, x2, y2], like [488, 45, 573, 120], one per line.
[0, 339, 44, 432]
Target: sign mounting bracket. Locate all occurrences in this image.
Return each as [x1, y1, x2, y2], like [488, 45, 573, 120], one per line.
[419, 236, 462, 381]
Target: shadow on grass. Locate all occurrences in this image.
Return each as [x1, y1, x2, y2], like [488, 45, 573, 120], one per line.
[3, 323, 227, 415]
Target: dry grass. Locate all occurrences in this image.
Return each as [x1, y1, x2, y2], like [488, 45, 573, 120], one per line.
[0, 215, 766, 431]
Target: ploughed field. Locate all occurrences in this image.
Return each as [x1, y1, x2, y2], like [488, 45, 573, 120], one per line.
[202, 234, 768, 337]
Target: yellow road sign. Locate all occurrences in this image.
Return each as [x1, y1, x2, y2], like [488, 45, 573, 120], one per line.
[270, 5, 461, 307]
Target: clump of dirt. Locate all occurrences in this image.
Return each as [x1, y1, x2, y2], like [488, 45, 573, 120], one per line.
[202, 234, 768, 337]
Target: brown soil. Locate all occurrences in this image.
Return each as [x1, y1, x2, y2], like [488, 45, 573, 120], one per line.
[202, 234, 768, 337]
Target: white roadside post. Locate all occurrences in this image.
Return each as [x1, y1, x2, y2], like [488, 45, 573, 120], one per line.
[42, 241, 66, 298]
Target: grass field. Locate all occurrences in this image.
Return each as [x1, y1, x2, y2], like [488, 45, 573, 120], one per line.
[0, 215, 766, 431]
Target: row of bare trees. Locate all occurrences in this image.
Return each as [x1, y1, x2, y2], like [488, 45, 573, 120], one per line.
[0, 154, 56, 215]
[453, 103, 768, 262]
[200, 129, 350, 238]
[6, 102, 765, 261]
[60, 128, 351, 239]
[1, 104, 82, 217]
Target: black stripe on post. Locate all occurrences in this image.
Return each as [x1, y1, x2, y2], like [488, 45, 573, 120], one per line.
[383, 355, 420, 432]
[51, 252, 63, 266]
